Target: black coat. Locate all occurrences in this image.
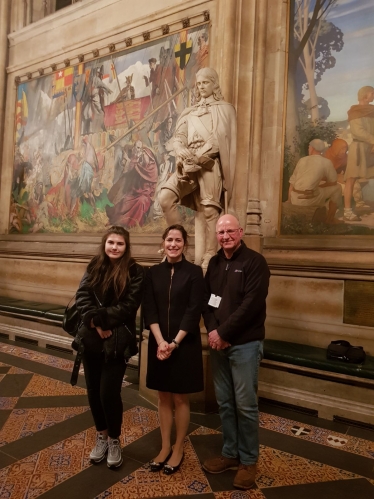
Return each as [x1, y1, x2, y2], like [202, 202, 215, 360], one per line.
[76, 261, 145, 359]
[144, 257, 204, 393]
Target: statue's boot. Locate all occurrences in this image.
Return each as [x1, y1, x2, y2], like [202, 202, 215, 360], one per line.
[159, 188, 181, 225]
[201, 205, 220, 273]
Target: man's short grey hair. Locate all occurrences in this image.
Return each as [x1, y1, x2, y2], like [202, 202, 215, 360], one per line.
[309, 139, 326, 152]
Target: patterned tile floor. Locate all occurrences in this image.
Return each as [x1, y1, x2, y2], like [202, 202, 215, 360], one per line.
[0, 407, 90, 446]
[259, 412, 374, 460]
[0, 344, 131, 387]
[0, 339, 373, 499]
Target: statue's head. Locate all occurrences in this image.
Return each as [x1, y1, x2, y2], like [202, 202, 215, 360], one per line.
[195, 67, 224, 102]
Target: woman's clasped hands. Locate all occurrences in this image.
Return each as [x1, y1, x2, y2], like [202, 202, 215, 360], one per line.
[157, 340, 177, 360]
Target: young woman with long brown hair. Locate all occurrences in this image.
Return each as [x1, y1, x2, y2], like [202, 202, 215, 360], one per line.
[75, 226, 144, 468]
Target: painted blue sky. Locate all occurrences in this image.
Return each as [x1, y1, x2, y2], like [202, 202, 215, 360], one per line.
[310, 0, 374, 122]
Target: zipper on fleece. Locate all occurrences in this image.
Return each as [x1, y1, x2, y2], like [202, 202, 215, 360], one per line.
[167, 266, 174, 339]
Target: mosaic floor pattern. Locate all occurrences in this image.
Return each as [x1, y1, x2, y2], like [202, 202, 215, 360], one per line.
[0, 340, 373, 499]
[96, 438, 212, 499]
[259, 412, 374, 460]
[0, 344, 131, 386]
[21, 373, 87, 397]
[0, 407, 90, 446]
[0, 406, 160, 499]
[214, 492, 266, 499]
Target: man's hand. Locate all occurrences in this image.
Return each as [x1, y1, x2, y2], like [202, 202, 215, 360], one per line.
[208, 330, 231, 350]
[96, 326, 112, 339]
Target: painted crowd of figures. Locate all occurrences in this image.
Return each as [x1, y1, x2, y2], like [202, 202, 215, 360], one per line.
[10, 26, 209, 233]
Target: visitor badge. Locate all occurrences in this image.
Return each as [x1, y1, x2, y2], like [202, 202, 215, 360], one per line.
[208, 294, 222, 308]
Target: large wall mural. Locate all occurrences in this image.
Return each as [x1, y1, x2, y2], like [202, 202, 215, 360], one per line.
[282, 0, 374, 235]
[10, 24, 209, 233]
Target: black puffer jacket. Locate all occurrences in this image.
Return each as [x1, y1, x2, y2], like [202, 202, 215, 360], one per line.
[75, 261, 145, 359]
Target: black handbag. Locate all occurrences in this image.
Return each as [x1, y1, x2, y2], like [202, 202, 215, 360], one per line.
[103, 324, 138, 361]
[62, 297, 82, 336]
[327, 340, 366, 364]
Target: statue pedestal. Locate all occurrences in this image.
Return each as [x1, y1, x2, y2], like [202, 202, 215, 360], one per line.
[139, 329, 218, 414]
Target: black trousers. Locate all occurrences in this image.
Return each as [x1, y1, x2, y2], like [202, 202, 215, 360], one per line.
[82, 351, 127, 438]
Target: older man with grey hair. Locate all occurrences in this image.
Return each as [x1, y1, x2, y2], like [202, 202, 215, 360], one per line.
[288, 138, 341, 224]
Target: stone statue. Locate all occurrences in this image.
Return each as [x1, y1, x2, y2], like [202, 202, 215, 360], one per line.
[159, 67, 237, 270]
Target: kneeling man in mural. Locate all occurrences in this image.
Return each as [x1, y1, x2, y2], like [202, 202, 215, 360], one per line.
[202, 214, 270, 490]
[288, 139, 341, 224]
[159, 67, 236, 271]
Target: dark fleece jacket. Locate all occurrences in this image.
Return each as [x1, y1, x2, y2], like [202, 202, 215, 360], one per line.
[203, 241, 270, 345]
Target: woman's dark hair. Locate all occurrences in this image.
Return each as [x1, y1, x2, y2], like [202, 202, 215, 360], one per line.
[87, 226, 133, 299]
[162, 224, 188, 249]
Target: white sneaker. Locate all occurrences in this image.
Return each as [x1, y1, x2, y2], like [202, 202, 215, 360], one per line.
[107, 438, 123, 468]
[89, 434, 108, 463]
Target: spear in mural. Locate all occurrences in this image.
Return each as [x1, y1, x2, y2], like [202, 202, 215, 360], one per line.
[110, 57, 130, 127]
[104, 86, 186, 151]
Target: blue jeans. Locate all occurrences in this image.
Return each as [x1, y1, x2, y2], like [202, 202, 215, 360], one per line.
[210, 340, 263, 465]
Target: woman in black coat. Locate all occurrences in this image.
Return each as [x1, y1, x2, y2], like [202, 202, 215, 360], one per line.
[75, 226, 144, 469]
[144, 224, 204, 475]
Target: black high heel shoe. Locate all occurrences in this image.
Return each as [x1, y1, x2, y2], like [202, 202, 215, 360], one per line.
[149, 449, 172, 472]
[163, 453, 184, 475]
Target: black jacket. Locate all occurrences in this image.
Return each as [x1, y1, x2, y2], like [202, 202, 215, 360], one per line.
[143, 256, 203, 339]
[75, 261, 145, 357]
[144, 256, 204, 394]
[203, 242, 270, 345]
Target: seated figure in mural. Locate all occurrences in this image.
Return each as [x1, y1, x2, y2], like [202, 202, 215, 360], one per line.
[159, 67, 237, 270]
[106, 140, 158, 228]
[288, 139, 341, 224]
[343, 86, 374, 221]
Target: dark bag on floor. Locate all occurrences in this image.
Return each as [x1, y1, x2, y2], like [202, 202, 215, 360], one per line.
[327, 340, 366, 364]
[62, 297, 82, 336]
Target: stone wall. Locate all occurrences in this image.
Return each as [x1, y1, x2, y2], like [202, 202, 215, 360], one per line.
[0, 0, 373, 390]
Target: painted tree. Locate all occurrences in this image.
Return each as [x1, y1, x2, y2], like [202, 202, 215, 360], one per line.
[296, 15, 344, 121]
[286, 0, 339, 148]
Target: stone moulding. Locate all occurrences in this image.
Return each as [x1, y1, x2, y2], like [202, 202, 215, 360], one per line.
[161, 24, 170, 35]
[11, 10, 210, 83]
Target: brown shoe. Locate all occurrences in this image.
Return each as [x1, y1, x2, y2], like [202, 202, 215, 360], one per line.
[202, 455, 240, 474]
[233, 463, 257, 490]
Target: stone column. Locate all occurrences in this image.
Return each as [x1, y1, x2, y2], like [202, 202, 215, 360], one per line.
[243, 0, 268, 253]
[10, 0, 25, 33]
[210, 0, 239, 104]
[0, 0, 11, 187]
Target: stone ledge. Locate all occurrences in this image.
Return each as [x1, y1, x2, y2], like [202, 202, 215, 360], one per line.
[259, 366, 374, 425]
